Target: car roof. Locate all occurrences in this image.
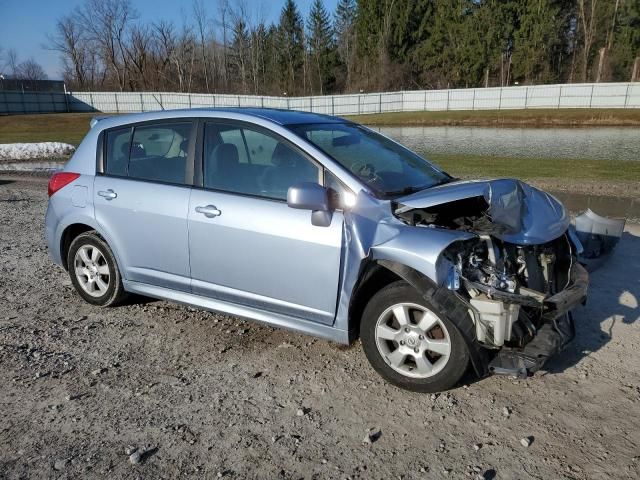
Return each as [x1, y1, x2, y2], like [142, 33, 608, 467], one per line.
[195, 107, 347, 125]
[91, 108, 349, 130]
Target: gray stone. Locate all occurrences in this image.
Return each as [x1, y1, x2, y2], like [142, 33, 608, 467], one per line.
[129, 451, 142, 465]
[362, 427, 382, 445]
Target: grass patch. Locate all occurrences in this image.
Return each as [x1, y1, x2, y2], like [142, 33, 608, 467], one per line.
[346, 108, 640, 127]
[430, 154, 640, 182]
[0, 113, 95, 146]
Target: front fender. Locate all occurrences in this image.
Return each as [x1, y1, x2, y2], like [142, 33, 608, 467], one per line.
[370, 225, 475, 286]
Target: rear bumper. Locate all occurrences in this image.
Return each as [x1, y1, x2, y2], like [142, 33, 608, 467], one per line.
[489, 262, 588, 377]
[44, 202, 63, 266]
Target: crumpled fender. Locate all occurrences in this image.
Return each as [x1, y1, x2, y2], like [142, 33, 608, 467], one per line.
[370, 223, 475, 285]
[332, 190, 477, 341]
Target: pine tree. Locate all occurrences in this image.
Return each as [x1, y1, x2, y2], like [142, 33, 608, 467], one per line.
[511, 0, 563, 84]
[231, 17, 250, 93]
[277, 0, 305, 95]
[334, 0, 356, 89]
[307, 0, 335, 94]
[610, 0, 640, 81]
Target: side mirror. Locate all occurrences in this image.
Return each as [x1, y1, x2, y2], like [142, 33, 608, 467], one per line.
[287, 182, 329, 211]
[287, 182, 332, 227]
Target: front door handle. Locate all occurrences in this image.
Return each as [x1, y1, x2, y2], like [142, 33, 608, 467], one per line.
[195, 204, 222, 218]
[98, 189, 117, 200]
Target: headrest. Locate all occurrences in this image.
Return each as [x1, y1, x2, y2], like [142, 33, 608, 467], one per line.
[214, 143, 240, 170]
[271, 143, 297, 167]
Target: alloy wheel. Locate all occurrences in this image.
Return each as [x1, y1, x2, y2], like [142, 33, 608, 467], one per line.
[374, 302, 451, 379]
[73, 244, 110, 298]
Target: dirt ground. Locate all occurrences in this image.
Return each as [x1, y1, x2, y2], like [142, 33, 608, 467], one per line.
[1, 175, 639, 480]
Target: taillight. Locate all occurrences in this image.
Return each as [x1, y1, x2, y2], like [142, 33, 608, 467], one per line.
[48, 172, 81, 197]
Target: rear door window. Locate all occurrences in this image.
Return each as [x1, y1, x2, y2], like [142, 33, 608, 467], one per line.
[104, 121, 193, 185]
[128, 122, 193, 184]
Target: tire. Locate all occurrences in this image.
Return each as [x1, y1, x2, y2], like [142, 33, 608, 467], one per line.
[67, 231, 127, 307]
[361, 280, 469, 393]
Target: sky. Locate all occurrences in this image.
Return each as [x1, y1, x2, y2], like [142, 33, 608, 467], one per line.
[0, 0, 338, 79]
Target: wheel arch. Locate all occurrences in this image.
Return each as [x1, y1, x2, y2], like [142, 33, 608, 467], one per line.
[354, 259, 490, 378]
[347, 260, 403, 342]
[59, 220, 119, 272]
[60, 223, 95, 270]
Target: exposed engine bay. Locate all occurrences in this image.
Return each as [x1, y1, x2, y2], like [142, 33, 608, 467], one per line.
[392, 179, 594, 377]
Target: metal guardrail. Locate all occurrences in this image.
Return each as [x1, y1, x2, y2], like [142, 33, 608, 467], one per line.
[1, 82, 639, 115]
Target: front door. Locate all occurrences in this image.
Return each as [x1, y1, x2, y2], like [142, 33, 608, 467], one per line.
[188, 121, 344, 324]
[94, 120, 195, 291]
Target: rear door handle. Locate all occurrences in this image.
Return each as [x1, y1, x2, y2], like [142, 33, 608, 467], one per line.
[195, 204, 222, 218]
[98, 189, 117, 200]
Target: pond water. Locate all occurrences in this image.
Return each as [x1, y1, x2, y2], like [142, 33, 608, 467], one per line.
[377, 126, 640, 161]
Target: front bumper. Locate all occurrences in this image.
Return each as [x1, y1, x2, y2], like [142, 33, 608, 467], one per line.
[488, 262, 589, 378]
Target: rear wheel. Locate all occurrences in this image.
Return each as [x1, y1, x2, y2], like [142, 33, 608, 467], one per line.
[361, 281, 469, 392]
[67, 232, 126, 307]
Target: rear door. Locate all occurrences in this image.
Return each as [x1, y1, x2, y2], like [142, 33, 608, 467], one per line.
[94, 120, 195, 292]
[187, 120, 344, 325]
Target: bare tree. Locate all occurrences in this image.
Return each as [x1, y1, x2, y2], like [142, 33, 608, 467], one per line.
[6, 48, 19, 76]
[124, 24, 151, 89]
[78, 0, 137, 90]
[192, 0, 212, 92]
[16, 59, 48, 80]
[48, 14, 90, 88]
[151, 20, 177, 90]
[218, 0, 231, 90]
[577, 0, 598, 82]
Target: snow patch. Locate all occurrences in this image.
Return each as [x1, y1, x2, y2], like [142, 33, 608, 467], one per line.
[0, 142, 75, 161]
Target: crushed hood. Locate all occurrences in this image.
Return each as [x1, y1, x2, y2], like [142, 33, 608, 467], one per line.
[395, 178, 569, 245]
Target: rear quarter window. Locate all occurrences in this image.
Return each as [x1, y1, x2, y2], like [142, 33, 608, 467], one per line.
[105, 128, 131, 176]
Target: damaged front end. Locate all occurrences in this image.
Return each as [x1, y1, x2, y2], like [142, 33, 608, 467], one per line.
[394, 179, 589, 378]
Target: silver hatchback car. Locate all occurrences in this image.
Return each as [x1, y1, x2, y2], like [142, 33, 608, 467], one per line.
[45, 108, 588, 392]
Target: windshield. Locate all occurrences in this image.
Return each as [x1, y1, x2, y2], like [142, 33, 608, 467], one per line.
[289, 122, 451, 197]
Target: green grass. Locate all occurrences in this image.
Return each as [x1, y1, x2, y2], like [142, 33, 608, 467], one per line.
[0, 113, 95, 146]
[345, 108, 640, 127]
[430, 154, 640, 182]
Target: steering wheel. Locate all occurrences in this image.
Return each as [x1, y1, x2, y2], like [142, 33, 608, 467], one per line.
[352, 161, 383, 184]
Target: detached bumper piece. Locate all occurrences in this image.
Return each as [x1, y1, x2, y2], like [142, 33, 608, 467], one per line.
[488, 262, 588, 378]
[574, 209, 625, 272]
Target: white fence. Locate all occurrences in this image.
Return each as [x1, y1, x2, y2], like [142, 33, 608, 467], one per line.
[1, 82, 639, 115]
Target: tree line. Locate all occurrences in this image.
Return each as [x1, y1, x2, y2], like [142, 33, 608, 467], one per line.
[10, 0, 640, 94]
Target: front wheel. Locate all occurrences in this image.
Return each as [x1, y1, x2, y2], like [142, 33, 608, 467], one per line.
[361, 281, 469, 392]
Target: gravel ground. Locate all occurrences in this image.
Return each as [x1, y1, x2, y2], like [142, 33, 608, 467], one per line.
[1, 176, 639, 479]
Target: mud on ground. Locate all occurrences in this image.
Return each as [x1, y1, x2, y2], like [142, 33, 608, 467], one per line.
[1, 176, 639, 479]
